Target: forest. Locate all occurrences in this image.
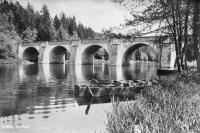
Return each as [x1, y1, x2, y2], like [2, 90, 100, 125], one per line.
[0, 0, 101, 61]
[0, 0, 98, 42]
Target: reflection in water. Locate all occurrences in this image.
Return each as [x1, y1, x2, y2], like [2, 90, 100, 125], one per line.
[122, 62, 158, 81]
[85, 97, 93, 115]
[49, 64, 67, 79]
[0, 62, 157, 133]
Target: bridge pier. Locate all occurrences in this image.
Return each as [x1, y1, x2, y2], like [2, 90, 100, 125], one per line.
[70, 42, 79, 64]
[17, 44, 23, 59]
[109, 42, 121, 66]
[38, 42, 49, 64]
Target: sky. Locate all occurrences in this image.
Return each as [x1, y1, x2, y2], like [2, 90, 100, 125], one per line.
[16, 0, 132, 32]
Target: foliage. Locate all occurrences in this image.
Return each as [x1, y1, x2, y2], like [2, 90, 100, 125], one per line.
[0, 13, 21, 59]
[59, 13, 97, 39]
[102, 29, 133, 39]
[94, 48, 109, 60]
[185, 43, 196, 62]
[53, 15, 60, 31]
[107, 72, 200, 133]
[71, 31, 79, 40]
[112, 0, 199, 72]
[0, 0, 99, 42]
[22, 27, 37, 42]
[131, 46, 157, 61]
[56, 25, 69, 41]
[36, 4, 56, 41]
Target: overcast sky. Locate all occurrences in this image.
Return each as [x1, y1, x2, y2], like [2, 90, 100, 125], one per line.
[16, 0, 131, 32]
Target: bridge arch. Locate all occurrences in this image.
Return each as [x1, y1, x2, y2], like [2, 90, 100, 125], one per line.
[23, 47, 39, 63]
[120, 43, 157, 66]
[80, 44, 109, 65]
[49, 46, 70, 64]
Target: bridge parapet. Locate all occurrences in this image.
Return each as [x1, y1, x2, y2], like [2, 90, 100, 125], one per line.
[21, 42, 41, 47]
[80, 39, 109, 44]
[133, 36, 155, 42]
[48, 41, 72, 45]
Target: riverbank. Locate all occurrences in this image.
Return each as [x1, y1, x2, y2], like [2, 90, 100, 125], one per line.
[106, 71, 200, 133]
[0, 58, 20, 64]
[0, 48, 19, 64]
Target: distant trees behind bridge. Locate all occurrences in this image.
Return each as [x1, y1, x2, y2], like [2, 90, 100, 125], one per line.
[0, 0, 99, 43]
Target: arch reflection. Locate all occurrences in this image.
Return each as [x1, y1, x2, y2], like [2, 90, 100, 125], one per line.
[122, 62, 158, 81]
[18, 62, 158, 83]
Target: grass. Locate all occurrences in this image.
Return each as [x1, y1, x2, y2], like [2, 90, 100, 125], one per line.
[106, 72, 200, 133]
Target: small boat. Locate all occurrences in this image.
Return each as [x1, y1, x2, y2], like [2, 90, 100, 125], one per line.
[74, 79, 146, 97]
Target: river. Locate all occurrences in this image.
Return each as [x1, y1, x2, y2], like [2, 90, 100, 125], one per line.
[0, 62, 158, 133]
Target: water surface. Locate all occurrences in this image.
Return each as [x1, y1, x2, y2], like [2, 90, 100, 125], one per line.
[0, 62, 157, 133]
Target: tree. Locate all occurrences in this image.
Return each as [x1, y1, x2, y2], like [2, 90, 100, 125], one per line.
[56, 25, 69, 40]
[22, 27, 37, 42]
[7, 10, 14, 25]
[154, 35, 170, 67]
[71, 31, 79, 40]
[112, 0, 193, 72]
[0, 13, 21, 56]
[77, 23, 84, 39]
[68, 16, 77, 36]
[94, 48, 109, 60]
[0, 0, 98, 43]
[60, 13, 69, 34]
[37, 4, 56, 41]
[25, 3, 35, 29]
[13, 1, 27, 35]
[192, 0, 200, 71]
[53, 15, 60, 30]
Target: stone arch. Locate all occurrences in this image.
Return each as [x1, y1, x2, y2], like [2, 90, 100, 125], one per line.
[49, 46, 70, 64]
[23, 47, 39, 63]
[81, 44, 109, 65]
[122, 43, 156, 65]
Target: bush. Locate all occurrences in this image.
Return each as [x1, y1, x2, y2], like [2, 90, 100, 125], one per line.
[107, 73, 200, 133]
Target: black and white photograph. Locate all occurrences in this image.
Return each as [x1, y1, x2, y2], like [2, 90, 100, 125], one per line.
[0, 0, 200, 132]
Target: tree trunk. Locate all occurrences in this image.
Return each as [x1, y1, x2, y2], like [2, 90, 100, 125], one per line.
[170, 0, 181, 72]
[193, 0, 200, 72]
[182, 0, 190, 70]
[159, 43, 163, 68]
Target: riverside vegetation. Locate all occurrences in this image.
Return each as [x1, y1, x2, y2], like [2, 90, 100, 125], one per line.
[107, 70, 200, 133]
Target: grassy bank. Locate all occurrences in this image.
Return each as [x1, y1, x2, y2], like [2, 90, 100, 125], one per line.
[107, 71, 200, 133]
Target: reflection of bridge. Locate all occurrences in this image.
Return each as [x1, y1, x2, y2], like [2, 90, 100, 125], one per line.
[18, 37, 176, 67]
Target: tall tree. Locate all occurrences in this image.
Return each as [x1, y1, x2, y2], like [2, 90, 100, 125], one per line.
[60, 13, 69, 33]
[192, 0, 200, 71]
[68, 16, 77, 36]
[77, 23, 84, 39]
[13, 1, 27, 35]
[37, 4, 56, 41]
[25, 2, 35, 29]
[53, 15, 60, 30]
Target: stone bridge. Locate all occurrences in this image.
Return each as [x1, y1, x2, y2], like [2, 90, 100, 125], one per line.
[18, 37, 176, 67]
